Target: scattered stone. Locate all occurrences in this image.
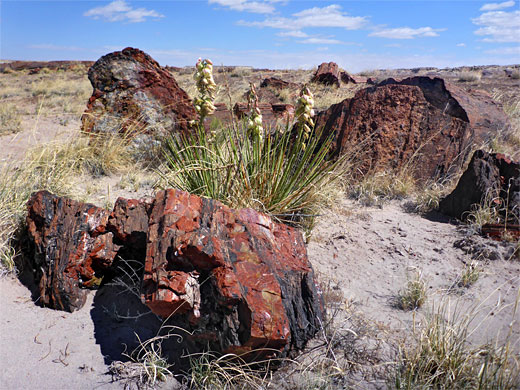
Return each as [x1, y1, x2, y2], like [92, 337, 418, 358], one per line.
[439, 150, 519, 222]
[454, 232, 518, 260]
[312, 62, 340, 87]
[81, 47, 197, 137]
[314, 76, 510, 181]
[26, 191, 119, 312]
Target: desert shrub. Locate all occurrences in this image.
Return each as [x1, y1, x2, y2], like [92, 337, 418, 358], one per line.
[349, 171, 416, 207]
[458, 71, 481, 82]
[189, 352, 271, 390]
[160, 123, 344, 231]
[392, 297, 520, 389]
[397, 270, 427, 311]
[0, 103, 22, 135]
[458, 261, 480, 288]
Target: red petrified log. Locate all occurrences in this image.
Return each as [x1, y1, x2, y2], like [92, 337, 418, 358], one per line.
[26, 191, 119, 312]
[142, 189, 322, 356]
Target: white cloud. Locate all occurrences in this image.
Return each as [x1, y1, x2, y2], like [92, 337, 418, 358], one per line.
[484, 46, 520, 55]
[238, 4, 367, 30]
[84, 0, 164, 23]
[369, 27, 445, 39]
[472, 10, 520, 42]
[208, 0, 277, 14]
[456, 43, 466, 47]
[298, 37, 343, 45]
[278, 30, 308, 38]
[480, 1, 515, 11]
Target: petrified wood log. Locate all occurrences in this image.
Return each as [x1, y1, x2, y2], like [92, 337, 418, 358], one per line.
[26, 191, 119, 312]
[25, 189, 323, 358]
[142, 189, 323, 357]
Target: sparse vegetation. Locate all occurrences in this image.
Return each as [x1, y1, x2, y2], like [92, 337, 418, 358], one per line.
[458, 261, 481, 288]
[349, 171, 416, 207]
[0, 103, 22, 135]
[458, 70, 482, 82]
[392, 294, 520, 389]
[397, 270, 427, 311]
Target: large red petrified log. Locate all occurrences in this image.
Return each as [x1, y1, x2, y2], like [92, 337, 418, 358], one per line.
[25, 189, 323, 358]
[142, 189, 322, 356]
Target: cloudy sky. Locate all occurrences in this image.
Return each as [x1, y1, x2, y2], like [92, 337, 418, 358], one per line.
[1, 0, 519, 71]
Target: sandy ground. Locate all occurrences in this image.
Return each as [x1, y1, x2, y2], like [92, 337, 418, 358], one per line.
[1, 198, 518, 389]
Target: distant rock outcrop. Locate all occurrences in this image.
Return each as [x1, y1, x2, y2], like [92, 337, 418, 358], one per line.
[314, 76, 510, 181]
[26, 189, 323, 359]
[260, 77, 299, 90]
[312, 62, 341, 87]
[81, 47, 197, 137]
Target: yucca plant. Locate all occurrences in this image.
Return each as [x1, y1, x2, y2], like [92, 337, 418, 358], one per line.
[160, 121, 344, 231]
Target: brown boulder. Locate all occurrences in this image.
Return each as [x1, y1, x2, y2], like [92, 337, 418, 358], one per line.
[340, 71, 367, 84]
[26, 191, 119, 312]
[315, 76, 510, 181]
[81, 47, 197, 137]
[260, 77, 299, 90]
[439, 150, 520, 223]
[312, 62, 340, 87]
[143, 189, 322, 357]
[379, 76, 510, 141]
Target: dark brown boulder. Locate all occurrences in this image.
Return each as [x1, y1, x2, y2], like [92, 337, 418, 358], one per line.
[142, 189, 323, 357]
[312, 62, 340, 87]
[260, 77, 299, 90]
[379, 76, 510, 141]
[26, 191, 119, 312]
[439, 150, 520, 223]
[315, 83, 470, 180]
[81, 47, 197, 137]
[314, 76, 510, 181]
[340, 71, 367, 84]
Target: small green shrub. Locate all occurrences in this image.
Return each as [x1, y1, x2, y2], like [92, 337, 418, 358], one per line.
[397, 270, 427, 311]
[458, 261, 480, 288]
[160, 123, 344, 231]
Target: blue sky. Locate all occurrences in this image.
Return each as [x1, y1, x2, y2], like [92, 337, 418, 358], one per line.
[1, 0, 519, 71]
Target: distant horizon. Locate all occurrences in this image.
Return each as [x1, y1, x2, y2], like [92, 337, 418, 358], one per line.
[2, 1, 519, 72]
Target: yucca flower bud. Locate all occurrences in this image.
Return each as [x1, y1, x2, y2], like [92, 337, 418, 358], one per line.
[295, 84, 315, 148]
[246, 83, 263, 140]
[193, 58, 217, 124]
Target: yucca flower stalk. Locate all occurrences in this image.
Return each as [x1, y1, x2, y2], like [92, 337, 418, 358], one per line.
[295, 85, 315, 149]
[193, 58, 217, 125]
[246, 83, 263, 140]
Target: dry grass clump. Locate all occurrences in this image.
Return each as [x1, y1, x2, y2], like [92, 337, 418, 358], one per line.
[396, 270, 427, 311]
[392, 294, 520, 389]
[0, 103, 22, 135]
[188, 352, 272, 390]
[349, 171, 416, 207]
[0, 132, 137, 275]
[458, 261, 481, 288]
[458, 70, 482, 82]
